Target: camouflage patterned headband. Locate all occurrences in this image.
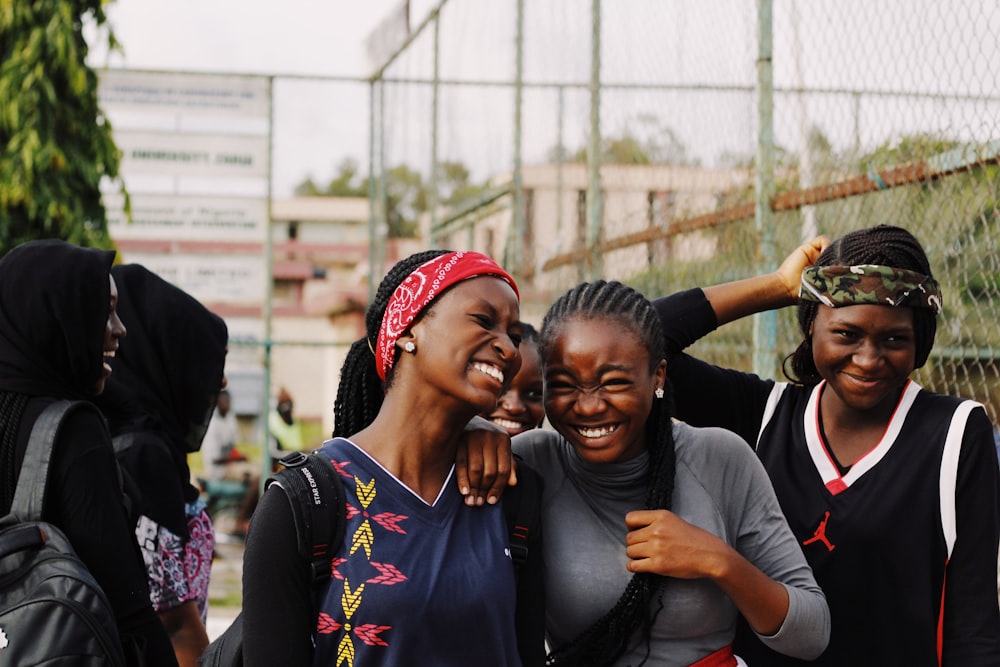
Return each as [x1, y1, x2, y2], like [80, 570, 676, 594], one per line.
[800, 264, 942, 315]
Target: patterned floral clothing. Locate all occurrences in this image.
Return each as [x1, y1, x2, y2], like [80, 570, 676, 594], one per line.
[136, 499, 215, 620]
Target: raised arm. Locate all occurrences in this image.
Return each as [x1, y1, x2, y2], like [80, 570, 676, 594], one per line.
[704, 236, 828, 327]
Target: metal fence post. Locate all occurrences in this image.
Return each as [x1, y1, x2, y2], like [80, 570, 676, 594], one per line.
[586, 0, 604, 281]
[754, 0, 778, 378]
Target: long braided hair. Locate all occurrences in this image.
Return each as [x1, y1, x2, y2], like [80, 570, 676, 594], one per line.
[784, 224, 938, 385]
[332, 250, 451, 437]
[540, 280, 675, 667]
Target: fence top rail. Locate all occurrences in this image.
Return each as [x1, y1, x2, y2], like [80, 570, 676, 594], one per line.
[372, 76, 1000, 104]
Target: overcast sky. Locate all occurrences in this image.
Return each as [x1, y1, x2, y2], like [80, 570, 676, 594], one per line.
[89, 0, 425, 196]
[90, 0, 1000, 198]
[95, 0, 405, 78]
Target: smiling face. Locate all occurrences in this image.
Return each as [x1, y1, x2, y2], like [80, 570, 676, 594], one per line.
[484, 339, 544, 436]
[810, 303, 916, 419]
[543, 316, 665, 464]
[94, 275, 127, 395]
[404, 276, 522, 415]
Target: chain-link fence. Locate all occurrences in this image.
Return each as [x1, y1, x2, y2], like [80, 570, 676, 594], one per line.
[369, 0, 1000, 425]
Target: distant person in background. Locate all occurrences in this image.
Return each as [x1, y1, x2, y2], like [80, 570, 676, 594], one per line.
[268, 386, 305, 469]
[201, 389, 242, 481]
[95, 264, 228, 667]
[481, 323, 545, 437]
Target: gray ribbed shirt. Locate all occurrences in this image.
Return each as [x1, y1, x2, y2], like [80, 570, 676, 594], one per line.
[513, 420, 830, 666]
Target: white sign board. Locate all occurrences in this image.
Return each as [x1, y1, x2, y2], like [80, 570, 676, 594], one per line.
[106, 194, 267, 241]
[119, 253, 266, 304]
[99, 70, 270, 119]
[115, 131, 269, 179]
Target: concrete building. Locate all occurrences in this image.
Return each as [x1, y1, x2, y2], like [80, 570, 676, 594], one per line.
[430, 162, 754, 314]
[112, 196, 421, 441]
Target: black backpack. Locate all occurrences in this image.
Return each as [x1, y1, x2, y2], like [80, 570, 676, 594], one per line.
[0, 400, 127, 666]
[199, 451, 346, 667]
[200, 450, 542, 667]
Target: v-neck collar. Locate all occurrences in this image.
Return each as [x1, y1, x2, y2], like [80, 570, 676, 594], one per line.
[802, 379, 921, 495]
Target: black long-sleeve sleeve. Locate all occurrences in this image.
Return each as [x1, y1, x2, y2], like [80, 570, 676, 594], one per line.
[654, 288, 774, 446]
[242, 485, 315, 666]
[943, 408, 1000, 664]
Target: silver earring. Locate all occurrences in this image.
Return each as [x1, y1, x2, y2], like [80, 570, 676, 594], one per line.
[654, 387, 664, 399]
[404, 341, 416, 353]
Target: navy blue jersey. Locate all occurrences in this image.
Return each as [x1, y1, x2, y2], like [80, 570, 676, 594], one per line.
[312, 438, 521, 667]
[656, 288, 1000, 666]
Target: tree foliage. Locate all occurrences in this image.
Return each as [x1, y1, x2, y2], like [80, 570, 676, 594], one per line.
[551, 114, 694, 166]
[0, 0, 123, 254]
[293, 158, 487, 238]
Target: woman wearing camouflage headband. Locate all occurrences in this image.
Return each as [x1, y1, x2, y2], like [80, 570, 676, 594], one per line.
[654, 225, 1000, 665]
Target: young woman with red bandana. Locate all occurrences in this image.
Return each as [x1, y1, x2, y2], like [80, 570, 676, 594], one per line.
[242, 250, 544, 666]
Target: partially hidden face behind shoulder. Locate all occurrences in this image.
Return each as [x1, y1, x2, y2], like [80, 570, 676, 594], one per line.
[483, 334, 544, 436]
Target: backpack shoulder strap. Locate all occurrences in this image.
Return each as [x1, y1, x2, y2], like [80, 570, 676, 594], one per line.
[110, 431, 136, 455]
[266, 451, 347, 586]
[503, 458, 542, 571]
[11, 400, 95, 521]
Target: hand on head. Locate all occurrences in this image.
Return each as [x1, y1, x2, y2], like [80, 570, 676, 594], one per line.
[776, 235, 830, 300]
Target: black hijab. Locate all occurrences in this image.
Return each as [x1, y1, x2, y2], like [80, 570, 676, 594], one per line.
[0, 240, 116, 510]
[96, 264, 228, 535]
[0, 239, 116, 398]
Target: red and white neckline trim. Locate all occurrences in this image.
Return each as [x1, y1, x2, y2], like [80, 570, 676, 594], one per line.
[802, 379, 922, 495]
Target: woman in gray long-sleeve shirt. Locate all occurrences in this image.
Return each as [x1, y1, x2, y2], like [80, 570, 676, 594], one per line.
[510, 279, 829, 667]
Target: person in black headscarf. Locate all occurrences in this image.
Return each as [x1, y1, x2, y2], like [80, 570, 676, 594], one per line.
[95, 264, 228, 667]
[0, 239, 178, 666]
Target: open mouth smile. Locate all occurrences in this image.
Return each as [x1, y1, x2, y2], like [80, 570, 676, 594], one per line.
[491, 417, 528, 431]
[103, 349, 116, 375]
[472, 362, 505, 385]
[574, 423, 619, 439]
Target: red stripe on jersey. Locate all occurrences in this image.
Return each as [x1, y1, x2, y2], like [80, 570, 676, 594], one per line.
[937, 559, 948, 666]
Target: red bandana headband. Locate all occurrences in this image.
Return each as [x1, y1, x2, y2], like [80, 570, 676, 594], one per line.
[374, 251, 519, 381]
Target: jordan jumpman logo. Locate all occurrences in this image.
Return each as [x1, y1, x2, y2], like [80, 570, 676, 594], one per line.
[802, 511, 835, 551]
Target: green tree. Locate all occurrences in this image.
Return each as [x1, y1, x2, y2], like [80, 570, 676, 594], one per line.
[0, 0, 124, 254]
[325, 157, 367, 197]
[556, 115, 692, 166]
[434, 160, 488, 207]
[293, 158, 488, 238]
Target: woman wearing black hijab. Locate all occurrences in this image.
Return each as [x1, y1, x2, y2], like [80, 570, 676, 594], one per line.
[0, 239, 177, 666]
[96, 264, 228, 667]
